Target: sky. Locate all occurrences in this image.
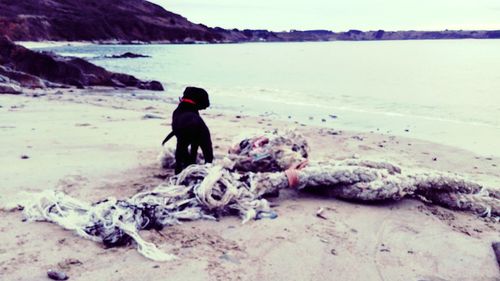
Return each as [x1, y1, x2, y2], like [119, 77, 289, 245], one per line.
[149, 0, 500, 31]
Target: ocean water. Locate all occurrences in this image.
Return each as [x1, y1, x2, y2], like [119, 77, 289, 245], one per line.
[29, 40, 500, 156]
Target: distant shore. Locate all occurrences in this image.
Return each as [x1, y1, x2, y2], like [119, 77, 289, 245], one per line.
[14, 28, 500, 46]
[2, 0, 500, 44]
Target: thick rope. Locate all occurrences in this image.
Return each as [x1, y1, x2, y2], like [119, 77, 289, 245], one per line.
[17, 130, 499, 261]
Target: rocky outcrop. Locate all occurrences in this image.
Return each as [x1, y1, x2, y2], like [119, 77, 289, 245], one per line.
[0, 65, 48, 88]
[0, 0, 223, 43]
[0, 74, 22, 94]
[0, 36, 163, 91]
[107, 52, 151, 59]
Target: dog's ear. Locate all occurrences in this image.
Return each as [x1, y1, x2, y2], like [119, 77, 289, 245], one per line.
[183, 87, 210, 109]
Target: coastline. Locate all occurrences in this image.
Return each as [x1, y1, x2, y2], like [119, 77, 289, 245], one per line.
[20, 39, 500, 159]
[14, 34, 500, 50]
[0, 88, 498, 280]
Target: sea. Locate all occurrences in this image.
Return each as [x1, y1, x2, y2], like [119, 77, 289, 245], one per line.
[23, 40, 500, 156]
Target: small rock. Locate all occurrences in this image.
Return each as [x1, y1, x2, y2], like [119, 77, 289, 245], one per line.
[20, 155, 29, 159]
[142, 113, 164, 120]
[432, 157, 437, 161]
[139, 80, 164, 91]
[330, 249, 337, 255]
[329, 114, 338, 119]
[47, 269, 69, 280]
[404, 129, 410, 132]
[352, 135, 364, 141]
[321, 118, 326, 122]
[328, 130, 341, 135]
[108, 52, 151, 59]
[75, 123, 91, 127]
[380, 243, 390, 252]
[219, 253, 240, 264]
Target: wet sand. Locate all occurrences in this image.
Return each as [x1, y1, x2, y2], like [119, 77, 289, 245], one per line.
[0, 89, 499, 281]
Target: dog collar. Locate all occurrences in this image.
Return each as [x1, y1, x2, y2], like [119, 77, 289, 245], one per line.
[181, 98, 196, 105]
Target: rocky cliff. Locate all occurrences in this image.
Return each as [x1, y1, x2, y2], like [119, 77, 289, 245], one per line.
[1, 0, 498, 43]
[0, 37, 163, 93]
[0, 0, 223, 42]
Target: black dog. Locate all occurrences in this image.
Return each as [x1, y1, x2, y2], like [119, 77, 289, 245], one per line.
[162, 87, 214, 174]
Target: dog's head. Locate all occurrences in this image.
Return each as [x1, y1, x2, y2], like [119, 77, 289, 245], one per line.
[183, 87, 210, 110]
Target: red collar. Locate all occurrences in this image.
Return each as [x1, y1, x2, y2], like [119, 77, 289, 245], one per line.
[181, 98, 196, 105]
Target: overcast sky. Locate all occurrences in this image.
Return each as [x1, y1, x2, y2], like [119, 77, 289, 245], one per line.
[149, 0, 500, 31]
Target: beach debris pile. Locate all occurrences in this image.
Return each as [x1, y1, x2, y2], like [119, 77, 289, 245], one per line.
[226, 130, 309, 172]
[158, 129, 309, 171]
[20, 130, 499, 261]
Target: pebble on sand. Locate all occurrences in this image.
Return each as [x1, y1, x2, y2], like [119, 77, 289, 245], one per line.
[47, 270, 69, 280]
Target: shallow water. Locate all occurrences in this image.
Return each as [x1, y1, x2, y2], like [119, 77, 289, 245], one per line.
[29, 40, 500, 156]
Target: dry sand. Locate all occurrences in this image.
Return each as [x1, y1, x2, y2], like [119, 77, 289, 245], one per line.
[0, 89, 499, 281]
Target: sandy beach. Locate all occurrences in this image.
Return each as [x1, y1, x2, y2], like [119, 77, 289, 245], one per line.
[0, 89, 499, 281]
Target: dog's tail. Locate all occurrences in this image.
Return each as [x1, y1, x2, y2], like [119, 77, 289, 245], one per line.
[161, 131, 175, 146]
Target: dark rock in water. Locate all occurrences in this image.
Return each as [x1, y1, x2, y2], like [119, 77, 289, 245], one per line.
[108, 52, 151, 59]
[47, 269, 69, 280]
[139, 80, 164, 91]
[0, 37, 164, 91]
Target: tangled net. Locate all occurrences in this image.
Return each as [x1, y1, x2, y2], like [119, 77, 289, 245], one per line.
[20, 130, 499, 261]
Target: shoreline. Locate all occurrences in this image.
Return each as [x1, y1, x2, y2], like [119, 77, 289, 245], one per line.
[18, 40, 500, 159]
[16, 37, 500, 49]
[0, 88, 499, 280]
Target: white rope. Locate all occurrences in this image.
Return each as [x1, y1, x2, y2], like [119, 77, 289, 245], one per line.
[17, 130, 499, 262]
